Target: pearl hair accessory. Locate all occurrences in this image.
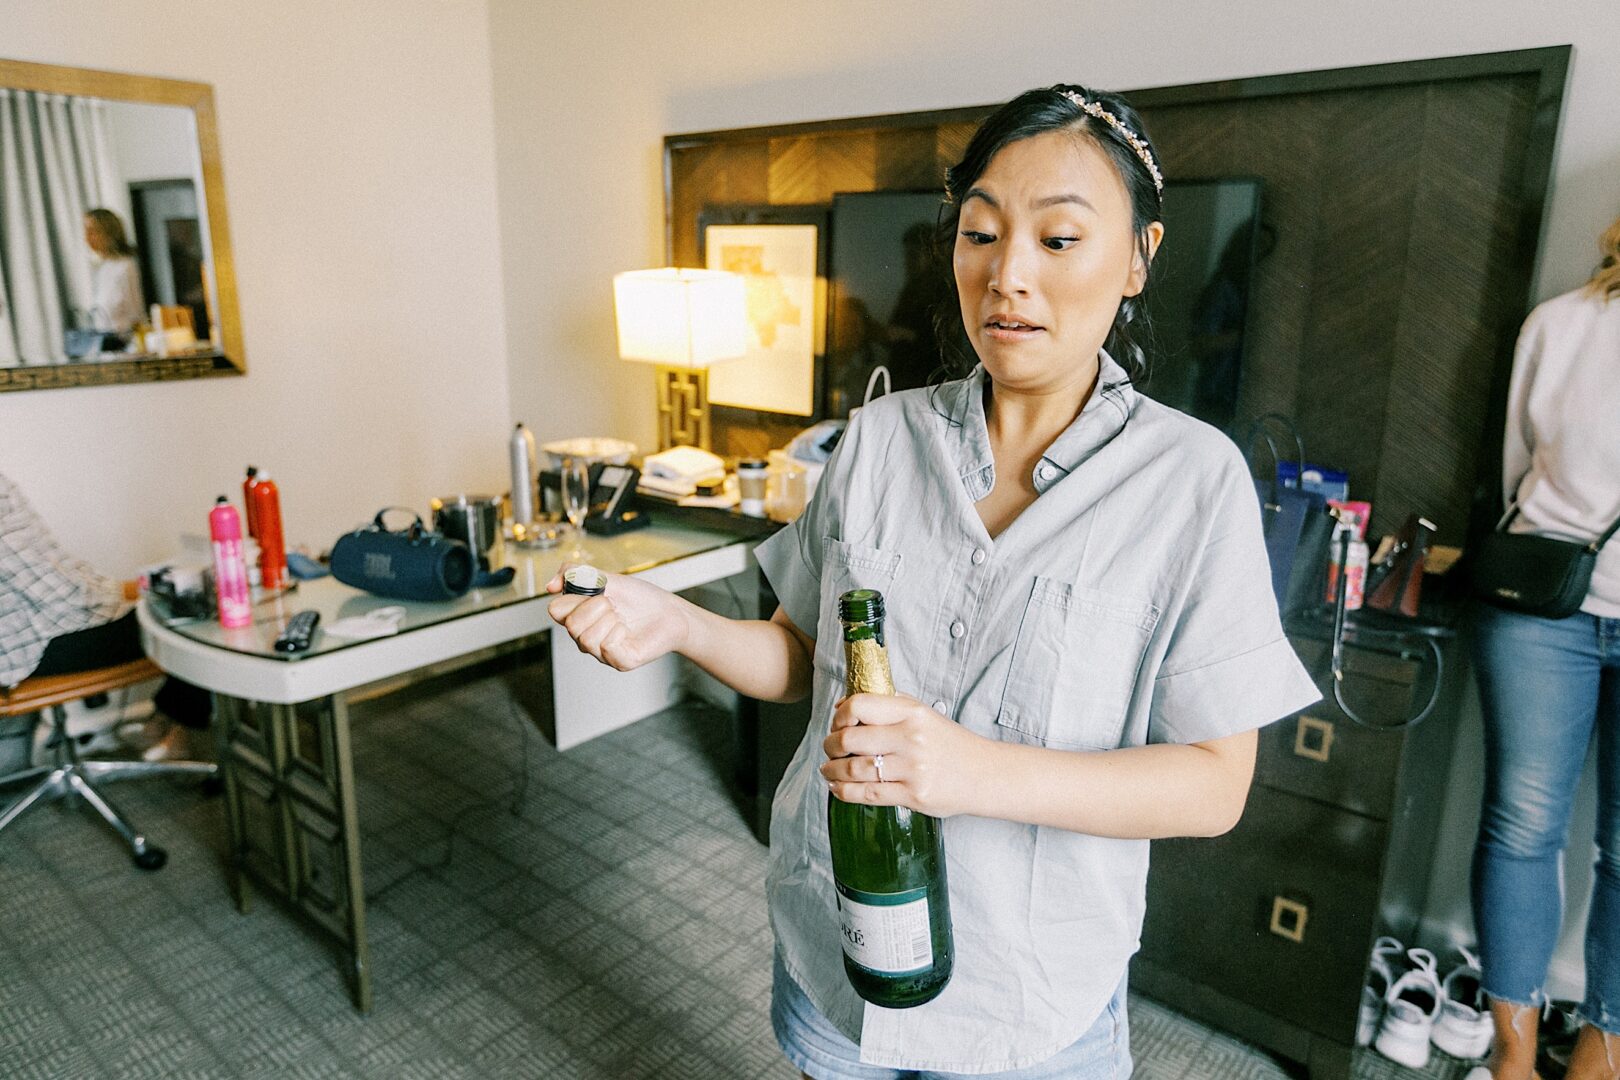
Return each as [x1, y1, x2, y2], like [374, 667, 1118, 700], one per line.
[1056, 89, 1164, 196]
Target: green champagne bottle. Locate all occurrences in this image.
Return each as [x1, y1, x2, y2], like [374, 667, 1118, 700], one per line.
[827, 588, 954, 1008]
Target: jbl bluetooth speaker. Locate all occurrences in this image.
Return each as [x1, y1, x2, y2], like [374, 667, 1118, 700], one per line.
[330, 508, 475, 602]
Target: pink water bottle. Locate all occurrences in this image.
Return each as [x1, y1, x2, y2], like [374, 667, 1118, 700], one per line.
[209, 496, 253, 628]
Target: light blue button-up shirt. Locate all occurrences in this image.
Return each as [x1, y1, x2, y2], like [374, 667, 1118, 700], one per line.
[754, 352, 1321, 1073]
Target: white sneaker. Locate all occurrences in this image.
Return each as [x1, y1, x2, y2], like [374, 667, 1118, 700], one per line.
[1374, 948, 1443, 1069]
[1431, 947, 1493, 1060]
[1462, 1068, 1492, 1080]
[1357, 938, 1403, 1047]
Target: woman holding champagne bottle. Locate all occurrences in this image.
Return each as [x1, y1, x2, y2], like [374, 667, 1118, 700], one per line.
[549, 84, 1319, 1078]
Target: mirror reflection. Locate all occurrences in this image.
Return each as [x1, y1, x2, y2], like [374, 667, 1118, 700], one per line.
[0, 88, 221, 369]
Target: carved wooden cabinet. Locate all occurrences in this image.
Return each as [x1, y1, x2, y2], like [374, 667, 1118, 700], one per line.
[1134, 629, 1464, 1080]
[215, 694, 370, 1009]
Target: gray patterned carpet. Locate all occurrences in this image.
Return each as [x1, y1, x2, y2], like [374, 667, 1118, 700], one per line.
[0, 661, 1478, 1079]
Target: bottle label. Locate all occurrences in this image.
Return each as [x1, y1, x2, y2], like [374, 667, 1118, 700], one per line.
[835, 882, 933, 976]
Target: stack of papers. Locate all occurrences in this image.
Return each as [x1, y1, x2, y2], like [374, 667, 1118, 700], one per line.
[638, 473, 738, 509]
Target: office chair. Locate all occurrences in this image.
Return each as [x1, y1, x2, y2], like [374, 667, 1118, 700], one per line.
[0, 658, 217, 870]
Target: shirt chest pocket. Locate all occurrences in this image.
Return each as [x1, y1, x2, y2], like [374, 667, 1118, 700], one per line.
[997, 578, 1160, 751]
[813, 538, 901, 680]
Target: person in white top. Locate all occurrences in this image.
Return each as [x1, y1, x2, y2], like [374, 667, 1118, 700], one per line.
[1468, 213, 1620, 1080]
[84, 208, 144, 336]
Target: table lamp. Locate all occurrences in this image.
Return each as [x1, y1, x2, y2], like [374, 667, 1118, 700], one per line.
[613, 267, 747, 449]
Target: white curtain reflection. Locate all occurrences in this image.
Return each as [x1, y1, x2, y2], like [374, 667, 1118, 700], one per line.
[0, 89, 128, 367]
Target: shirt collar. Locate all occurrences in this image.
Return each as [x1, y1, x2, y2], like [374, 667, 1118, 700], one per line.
[943, 349, 1138, 499]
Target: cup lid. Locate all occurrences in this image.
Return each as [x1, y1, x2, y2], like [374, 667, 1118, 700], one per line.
[563, 565, 607, 595]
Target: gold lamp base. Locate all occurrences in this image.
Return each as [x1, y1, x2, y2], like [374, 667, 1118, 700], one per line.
[655, 366, 712, 449]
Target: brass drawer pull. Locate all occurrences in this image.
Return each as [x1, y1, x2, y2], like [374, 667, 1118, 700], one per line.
[1293, 714, 1335, 763]
[1269, 896, 1309, 943]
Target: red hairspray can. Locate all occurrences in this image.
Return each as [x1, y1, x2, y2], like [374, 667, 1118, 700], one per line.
[248, 472, 287, 590]
[243, 466, 260, 538]
[209, 497, 253, 628]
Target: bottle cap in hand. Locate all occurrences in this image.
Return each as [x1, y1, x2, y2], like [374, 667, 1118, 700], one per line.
[562, 565, 607, 596]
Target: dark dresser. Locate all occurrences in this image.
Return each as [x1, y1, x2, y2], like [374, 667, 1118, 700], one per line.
[1133, 621, 1466, 1080]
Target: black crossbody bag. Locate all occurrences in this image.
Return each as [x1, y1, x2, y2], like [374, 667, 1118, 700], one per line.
[1471, 506, 1620, 619]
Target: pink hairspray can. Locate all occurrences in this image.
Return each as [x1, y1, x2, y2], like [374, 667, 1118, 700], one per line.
[209, 496, 253, 628]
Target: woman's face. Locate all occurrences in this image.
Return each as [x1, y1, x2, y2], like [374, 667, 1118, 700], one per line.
[84, 217, 110, 257]
[953, 131, 1161, 395]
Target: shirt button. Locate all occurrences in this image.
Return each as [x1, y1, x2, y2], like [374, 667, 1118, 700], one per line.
[971, 548, 986, 566]
[931, 699, 947, 713]
[1038, 463, 1057, 482]
[950, 620, 965, 639]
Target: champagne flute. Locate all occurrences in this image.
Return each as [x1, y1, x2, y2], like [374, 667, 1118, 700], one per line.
[561, 457, 591, 558]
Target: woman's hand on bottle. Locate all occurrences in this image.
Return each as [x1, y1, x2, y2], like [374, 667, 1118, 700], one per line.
[820, 694, 990, 818]
[545, 567, 690, 671]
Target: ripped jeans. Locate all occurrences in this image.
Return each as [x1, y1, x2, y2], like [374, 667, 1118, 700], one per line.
[1472, 605, 1620, 1033]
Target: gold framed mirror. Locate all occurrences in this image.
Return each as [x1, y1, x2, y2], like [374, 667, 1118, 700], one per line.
[0, 58, 243, 392]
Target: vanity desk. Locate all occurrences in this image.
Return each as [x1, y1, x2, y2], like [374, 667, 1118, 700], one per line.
[139, 522, 756, 1012]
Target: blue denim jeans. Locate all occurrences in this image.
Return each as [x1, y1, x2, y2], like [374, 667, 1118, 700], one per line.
[1471, 604, 1620, 1032]
[771, 951, 1131, 1079]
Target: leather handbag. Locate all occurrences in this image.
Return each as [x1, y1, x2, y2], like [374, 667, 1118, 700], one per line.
[1365, 513, 1436, 618]
[330, 508, 476, 602]
[1247, 414, 1337, 618]
[1471, 507, 1620, 619]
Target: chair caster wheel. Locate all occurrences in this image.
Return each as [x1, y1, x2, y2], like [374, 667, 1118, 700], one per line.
[133, 846, 168, 871]
[201, 776, 224, 797]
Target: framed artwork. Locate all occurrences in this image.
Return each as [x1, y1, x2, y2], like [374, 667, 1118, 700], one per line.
[699, 207, 828, 417]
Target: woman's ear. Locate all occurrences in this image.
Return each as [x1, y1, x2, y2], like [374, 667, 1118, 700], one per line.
[1124, 221, 1165, 298]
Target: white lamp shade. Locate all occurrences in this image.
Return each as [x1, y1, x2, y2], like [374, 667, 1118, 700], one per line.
[613, 268, 748, 368]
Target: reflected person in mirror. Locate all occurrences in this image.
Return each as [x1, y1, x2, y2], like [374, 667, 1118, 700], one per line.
[83, 208, 144, 340]
[548, 84, 1319, 1079]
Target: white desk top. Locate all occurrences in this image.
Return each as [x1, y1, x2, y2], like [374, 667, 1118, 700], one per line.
[138, 524, 753, 704]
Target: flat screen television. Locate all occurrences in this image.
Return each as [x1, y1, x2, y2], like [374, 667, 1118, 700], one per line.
[825, 190, 949, 417]
[1137, 178, 1265, 432]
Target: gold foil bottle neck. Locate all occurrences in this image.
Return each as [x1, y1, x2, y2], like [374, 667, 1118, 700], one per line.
[845, 638, 895, 696]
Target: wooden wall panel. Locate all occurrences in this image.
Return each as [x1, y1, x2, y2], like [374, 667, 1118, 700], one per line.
[767, 132, 876, 205]
[668, 65, 1547, 542]
[874, 127, 941, 191]
[1380, 77, 1536, 543]
[669, 141, 769, 266]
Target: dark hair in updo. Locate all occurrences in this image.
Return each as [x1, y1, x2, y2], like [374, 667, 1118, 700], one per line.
[933, 83, 1164, 385]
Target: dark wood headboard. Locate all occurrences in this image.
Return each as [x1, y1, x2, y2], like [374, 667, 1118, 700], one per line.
[665, 47, 1569, 546]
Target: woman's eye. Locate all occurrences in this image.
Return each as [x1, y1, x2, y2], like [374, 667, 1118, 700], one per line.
[960, 230, 995, 245]
[1043, 236, 1080, 251]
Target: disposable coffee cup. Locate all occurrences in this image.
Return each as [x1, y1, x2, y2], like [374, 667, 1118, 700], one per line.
[737, 458, 768, 518]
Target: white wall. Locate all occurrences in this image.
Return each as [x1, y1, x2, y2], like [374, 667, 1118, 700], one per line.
[0, 0, 510, 574]
[489, 0, 1620, 988]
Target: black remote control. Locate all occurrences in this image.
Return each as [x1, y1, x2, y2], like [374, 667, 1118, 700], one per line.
[274, 610, 320, 654]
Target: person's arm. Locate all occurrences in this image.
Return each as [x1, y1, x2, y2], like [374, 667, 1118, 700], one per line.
[546, 569, 814, 703]
[0, 474, 125, 633]
[819, 694, 1254, 838]
[1501, 304, 1545, 507]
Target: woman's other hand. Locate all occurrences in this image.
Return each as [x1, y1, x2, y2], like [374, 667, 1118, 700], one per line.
[545, 566, 689, 671]
[820, 694, 993, 818]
